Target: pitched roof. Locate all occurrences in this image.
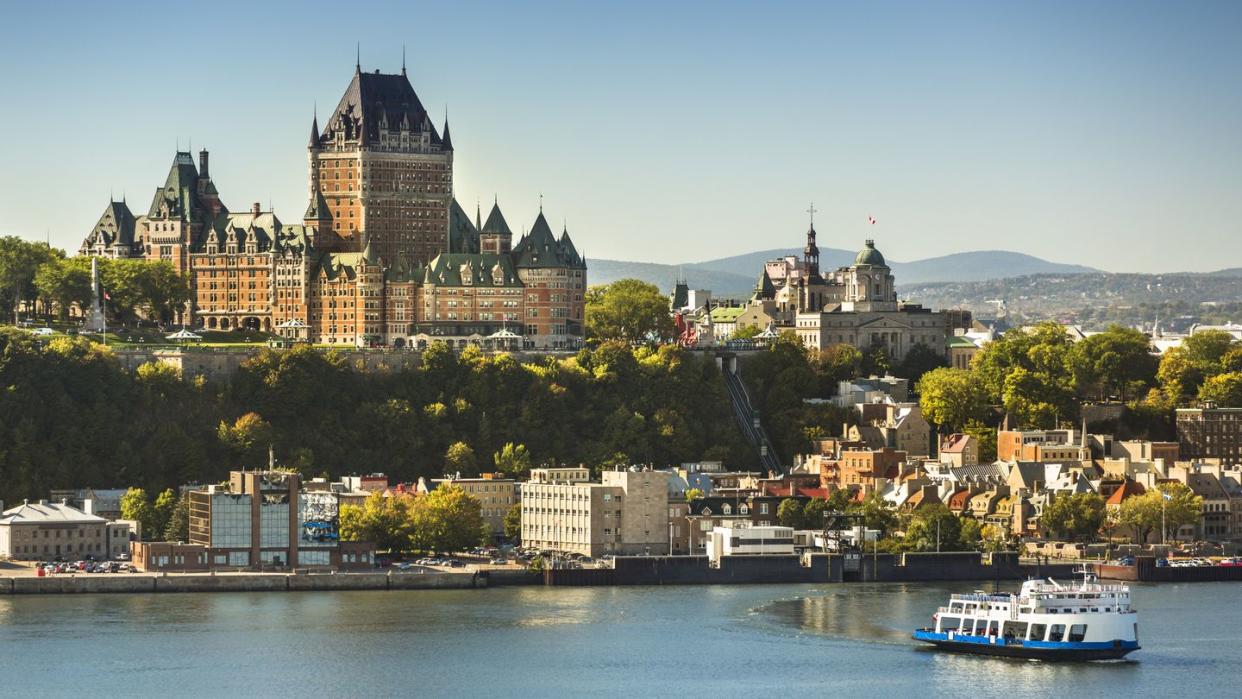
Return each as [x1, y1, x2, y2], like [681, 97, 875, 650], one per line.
[1, 501, 106, 525]
[710, 306, 746, 323]
[481, 202, 512, 236]
[941, 433, 973, 453]
[147, 151, 216, 223]
[511, 212, 582, 268]
[1105, 480, 1145, 506]
[423, 253, 523, 287]
[84, 200, 138, 249]
[320, 70, 441, 148]
[448, 199, 480, 254]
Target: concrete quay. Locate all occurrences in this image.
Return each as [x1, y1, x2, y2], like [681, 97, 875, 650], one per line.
[0, 570, 485, 594]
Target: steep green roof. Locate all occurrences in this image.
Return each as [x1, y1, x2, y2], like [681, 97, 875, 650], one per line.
[511, 212, 581, 268]
[448, 199, 479, 254]
[424, 253, 523, 287]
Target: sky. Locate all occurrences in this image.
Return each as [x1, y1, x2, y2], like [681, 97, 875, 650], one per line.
[1, 0, 1240, 273]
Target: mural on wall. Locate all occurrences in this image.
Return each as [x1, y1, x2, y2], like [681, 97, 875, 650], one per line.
[298, 492, 339, 544]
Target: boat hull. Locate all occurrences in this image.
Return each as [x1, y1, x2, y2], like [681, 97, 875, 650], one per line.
[912, 630, 1139, 661]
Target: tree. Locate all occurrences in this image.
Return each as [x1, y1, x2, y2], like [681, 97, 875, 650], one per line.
[137, 260, 191, 324]
[813, 344, 863, 388]
[777, 499, 805, 528]
[849, 492, 898, 535]
[585, 279, 674, 344]
[895, 342, 947, 384]
[340, 493, 415, 553]
[164, 495, 190, 542]
[119, 488, 157, 540]
[503, 502, 522, 541]
[0, 237, 58, 323]
[903, 504, 962, 552]
[958, 517, 983, 550]
[1199, 372, 1242, 407]
[1118, 483, 1202, 543]
[802, 498, 829, 530]
[973, 323, 1077, 427]
[732, 324, 762, 340]
[917, 367, 990, 432]
[1040, 492, 1106, 542]
[217, 412, 275, 467]
[409, 485, 490, 553]
[445, 441, 478, 477]
[684, 488, 704, 501]
[493, 442, 532, 478]
[1068, 325, 1158, 401]
[859, 343, 891, 377]
[33, 257, 92, 321]
[152, 489, 179, 540]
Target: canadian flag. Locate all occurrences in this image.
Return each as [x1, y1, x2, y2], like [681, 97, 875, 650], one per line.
[867, 216, 877, 225]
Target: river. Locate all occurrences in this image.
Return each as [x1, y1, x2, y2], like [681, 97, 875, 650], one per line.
[1, 581, 1236, 697]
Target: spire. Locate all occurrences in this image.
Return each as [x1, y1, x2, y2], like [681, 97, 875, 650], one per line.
[475, 200, 482, 231]
[402, 45, 407, 76]
[441, 117, 453, 151]
[309, 105, 319, 150]
[355, 42, 361, 74]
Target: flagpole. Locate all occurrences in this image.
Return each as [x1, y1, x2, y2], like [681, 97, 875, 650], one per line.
[1161, 494, 1166, 547]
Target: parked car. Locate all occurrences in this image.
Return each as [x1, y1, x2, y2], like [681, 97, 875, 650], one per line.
[489, 558, 506, 565]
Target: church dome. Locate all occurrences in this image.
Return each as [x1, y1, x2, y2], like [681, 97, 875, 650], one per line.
[854, 239, 886, 266]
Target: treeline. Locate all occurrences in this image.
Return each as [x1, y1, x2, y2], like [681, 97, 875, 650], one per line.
[0, 236, 188, 325]
[0, 330, 753, 504]
[918, 323, 1242, 436]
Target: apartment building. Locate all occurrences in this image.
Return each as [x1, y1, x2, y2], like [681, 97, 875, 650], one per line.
[520, 469, 670, 557]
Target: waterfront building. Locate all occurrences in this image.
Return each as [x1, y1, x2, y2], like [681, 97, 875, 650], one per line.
[422, 474, 517, 538]
[1176, 405, 1242, 463]
[184, 470, 374, 569]
[705, 522, 795, 565]
[520, 469, 670, 557]
[0, 500, 131, 561]
[79, 62, 587, 349]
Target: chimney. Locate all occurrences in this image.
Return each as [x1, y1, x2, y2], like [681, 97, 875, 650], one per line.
[199, 149, 209, 178]
[252, 202, 261, 216]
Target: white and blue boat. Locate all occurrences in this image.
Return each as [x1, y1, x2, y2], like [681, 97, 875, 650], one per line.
[912, 570, 1139, 661]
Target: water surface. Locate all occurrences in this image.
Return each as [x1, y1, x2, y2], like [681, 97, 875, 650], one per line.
[0, 581, 1234, 697]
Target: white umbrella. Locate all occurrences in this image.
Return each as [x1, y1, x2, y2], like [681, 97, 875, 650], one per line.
[276, 318, 307, 329]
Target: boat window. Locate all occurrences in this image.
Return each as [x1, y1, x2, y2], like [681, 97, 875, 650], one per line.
[939, 616, 961, 632]
[987, 620, 999, 635]
[1068, 624, 1087, 643]
[1028, 623, 1047, 641]
[1002, 621, 1027, 640]
[1049, 624, 1066, 642]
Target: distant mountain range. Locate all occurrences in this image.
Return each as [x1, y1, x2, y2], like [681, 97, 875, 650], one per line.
[588, 247, 1102, 297]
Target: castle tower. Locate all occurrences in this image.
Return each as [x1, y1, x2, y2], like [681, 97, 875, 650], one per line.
[479, 200, 512, 254]
[309, 63, 454, 263]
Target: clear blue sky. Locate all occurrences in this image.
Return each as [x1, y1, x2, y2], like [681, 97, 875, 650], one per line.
[2, 0, 1239, 272]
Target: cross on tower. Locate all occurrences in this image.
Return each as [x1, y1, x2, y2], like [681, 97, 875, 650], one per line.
[806, 203, 817, 227]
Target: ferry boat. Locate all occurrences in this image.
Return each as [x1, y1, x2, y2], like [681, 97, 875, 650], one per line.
[912, 570, 1139, 661]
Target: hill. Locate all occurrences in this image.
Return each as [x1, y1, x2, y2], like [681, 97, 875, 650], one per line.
[589, 248, 1100, 297]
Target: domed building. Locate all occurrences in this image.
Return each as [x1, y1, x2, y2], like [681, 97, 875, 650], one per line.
[748, 220, 969, 360]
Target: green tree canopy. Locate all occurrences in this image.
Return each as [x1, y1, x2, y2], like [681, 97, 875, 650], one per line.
[340, 492, 415, 552]
[445, 441, 478, 477]
[917, 367, 990, 432]
[119, 488, 157, 540]
[585, 279, 674, 344]
[895, 342, 947, 384]
[1040, 492, 1106, 542]
[410, 485, 490, 553]
[1118, 483, 1202, 543]
[503, 502, 522, 541]
[1199, 371, 1242, 407]
[903, 504, 963, 552]
[493, 442, 532, 478]
[1068, 325, 1158, 401]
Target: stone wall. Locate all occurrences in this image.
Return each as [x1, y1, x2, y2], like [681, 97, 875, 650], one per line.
[0, 570, 483, 594]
